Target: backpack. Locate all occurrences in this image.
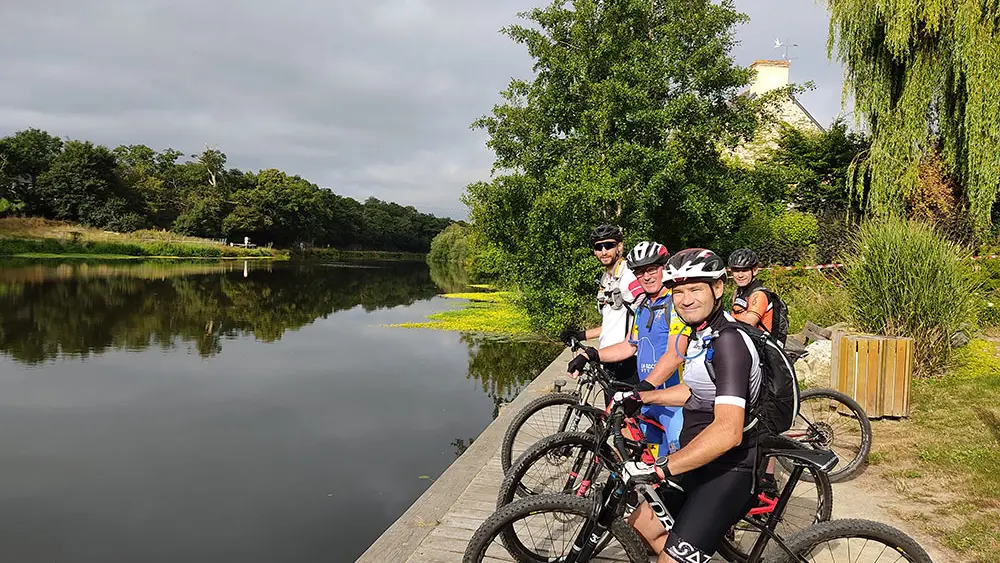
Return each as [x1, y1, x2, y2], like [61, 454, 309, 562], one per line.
[706, 321, 800, 436]
[751, 287, 790, 347]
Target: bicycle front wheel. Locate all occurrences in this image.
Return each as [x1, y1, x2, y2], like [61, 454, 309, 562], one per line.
[464, 494, 647, 563]
[770, 518, 933, 563]
[498, 431, 611, 508]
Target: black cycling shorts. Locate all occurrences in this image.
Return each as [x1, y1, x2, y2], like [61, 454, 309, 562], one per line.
[663, 465, 755, 562]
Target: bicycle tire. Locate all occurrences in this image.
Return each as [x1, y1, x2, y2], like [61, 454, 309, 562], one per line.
[768, 518, 933, 563]
[463, 493, 648, 563]
[718, 435, 834, 563]
[781, 387, 872, 483]
[500, 392, 598, 473]
[498, 431, 611, 508]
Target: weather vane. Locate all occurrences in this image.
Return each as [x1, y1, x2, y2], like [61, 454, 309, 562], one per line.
[773, 38, 798, 61]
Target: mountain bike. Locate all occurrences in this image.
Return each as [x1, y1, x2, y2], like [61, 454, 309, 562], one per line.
[496, 404, 833, 562]
[466, 421, 929, 562]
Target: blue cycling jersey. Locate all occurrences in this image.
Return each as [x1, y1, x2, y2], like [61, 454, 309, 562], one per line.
[629, 289, 691, 456]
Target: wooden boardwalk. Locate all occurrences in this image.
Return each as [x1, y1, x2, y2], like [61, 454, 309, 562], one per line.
[356, 348, 578, 563]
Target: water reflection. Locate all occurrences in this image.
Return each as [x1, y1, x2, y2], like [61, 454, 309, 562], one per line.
[0, 260, 440, 364]
[0, 258, 562, 561]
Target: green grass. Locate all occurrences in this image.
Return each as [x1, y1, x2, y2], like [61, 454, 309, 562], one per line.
[387, 292, 536, 336]
[867, 339, 1000, 562]
[0, 236, 286, 259]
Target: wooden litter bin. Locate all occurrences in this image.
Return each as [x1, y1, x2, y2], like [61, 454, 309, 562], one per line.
[830, 331, 914, 419]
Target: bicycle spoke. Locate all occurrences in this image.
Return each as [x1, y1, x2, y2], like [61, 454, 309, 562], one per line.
[797, 536, 916, 562]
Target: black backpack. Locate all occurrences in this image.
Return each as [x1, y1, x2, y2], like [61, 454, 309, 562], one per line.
[706, 321, 800, 436]
[751, 287, 790, 347]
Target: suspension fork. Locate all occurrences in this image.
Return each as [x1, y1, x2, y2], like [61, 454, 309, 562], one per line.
[567, 472, 628, 562]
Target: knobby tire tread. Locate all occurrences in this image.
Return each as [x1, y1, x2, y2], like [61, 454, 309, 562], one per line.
[769, 518, 933, 563]
[500, 392, 592, 473]
[497, 431, 602, 508]
[463, 494, 647, 563]
[789, 387, 873, 483]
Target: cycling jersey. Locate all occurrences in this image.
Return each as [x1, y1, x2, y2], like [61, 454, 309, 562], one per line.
[597, 260, 643, 349]
[629, 288, 691, 456]
[658, 307, 763, 562]
[732, 279, 772, 334]
[680, 309, 762, 470]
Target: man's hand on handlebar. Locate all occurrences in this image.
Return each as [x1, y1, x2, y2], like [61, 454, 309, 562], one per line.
[611, 389, 643, 416]
[566, 346, 600, 378]
[559, 328, 587, 347]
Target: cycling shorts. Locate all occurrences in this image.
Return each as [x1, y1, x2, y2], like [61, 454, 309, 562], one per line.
[663, 465, 755, 562]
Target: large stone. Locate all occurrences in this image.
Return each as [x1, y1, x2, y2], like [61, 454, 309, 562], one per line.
[804, 339, 833, 388]
[795, 357, 820, 388]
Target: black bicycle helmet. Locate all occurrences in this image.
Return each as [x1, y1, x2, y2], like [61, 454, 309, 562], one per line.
[626, 241, 669, 270]
[728, 248, 760, 269]
[664, 248, 727, 286]
[590, 224, 623, 244]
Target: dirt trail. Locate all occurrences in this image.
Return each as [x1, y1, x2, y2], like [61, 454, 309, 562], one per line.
[829, 468, 969, 562]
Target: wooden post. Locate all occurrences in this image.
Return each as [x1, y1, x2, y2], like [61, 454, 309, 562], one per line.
[831, 333, 914, 418]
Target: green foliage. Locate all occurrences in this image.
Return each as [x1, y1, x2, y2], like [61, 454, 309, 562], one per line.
[0, 130, 453, 251]
[731, 207, 819, 265]
[843, 217, 979, 376]
[427, 223, 471, 267]
[753, 269, 851, 334]
[388, 292, 535, 336]
[826, 0, 1000, 235]
[971, 253, 1000, 327]
[464, 0, 772, 334]
[0, 236, 278, 259]
[767, 119, 870, 216]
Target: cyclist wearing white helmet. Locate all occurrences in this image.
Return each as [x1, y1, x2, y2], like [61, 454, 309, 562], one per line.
[568, 240, 690, 457]
[612, 248, 762, 562]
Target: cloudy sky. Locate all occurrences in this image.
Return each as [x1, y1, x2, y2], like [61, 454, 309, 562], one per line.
[0, 0, 848, 219]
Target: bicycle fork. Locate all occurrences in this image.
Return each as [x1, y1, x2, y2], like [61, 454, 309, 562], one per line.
[566, 473, 627, 562]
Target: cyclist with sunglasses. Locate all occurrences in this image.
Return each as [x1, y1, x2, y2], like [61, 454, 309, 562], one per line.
[560, 224, 643, 385]
[568, 241, 690, 457]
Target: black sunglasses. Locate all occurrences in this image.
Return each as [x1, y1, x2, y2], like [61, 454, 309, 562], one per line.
[593, 241, 618, 251]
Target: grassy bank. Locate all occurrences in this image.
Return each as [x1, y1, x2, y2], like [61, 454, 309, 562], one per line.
[0, 217, 284, 259]
[864, 339, 1000, 562]
[293, 248, 426, 262]
[387, 291, 537, 337]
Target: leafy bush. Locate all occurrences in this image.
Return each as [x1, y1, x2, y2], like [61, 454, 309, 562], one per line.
[843, 218, 979, 376]
[732, 208, 819, 266]
[970, 254, 1000, 328]
[756, 269, 851, 334]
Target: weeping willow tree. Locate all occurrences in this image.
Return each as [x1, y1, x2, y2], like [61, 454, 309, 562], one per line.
[826, 0, 1000, 236]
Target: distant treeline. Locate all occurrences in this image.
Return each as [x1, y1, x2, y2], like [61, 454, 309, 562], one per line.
[0, 128, 454, 252]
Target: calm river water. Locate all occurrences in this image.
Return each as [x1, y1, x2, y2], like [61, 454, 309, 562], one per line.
[0, 258, 561, 563]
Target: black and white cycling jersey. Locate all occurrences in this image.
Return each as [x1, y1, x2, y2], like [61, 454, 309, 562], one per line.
[679, 310, 762, 470]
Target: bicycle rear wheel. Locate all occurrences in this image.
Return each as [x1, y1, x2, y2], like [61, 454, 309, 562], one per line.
[500, 392, 599, 473]
[782, 388, 872, 483]
[770, 518, 933, 563]
[464, 494, 647, 563]
[718, 442, 834, 563]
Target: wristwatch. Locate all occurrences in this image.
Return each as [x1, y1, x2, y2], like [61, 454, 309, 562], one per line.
[654, 455, 671, 477]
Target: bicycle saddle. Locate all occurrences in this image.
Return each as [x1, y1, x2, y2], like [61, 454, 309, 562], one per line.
[763, 444, 839, 473]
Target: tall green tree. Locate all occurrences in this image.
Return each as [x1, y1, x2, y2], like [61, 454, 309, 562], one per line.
[0, 128, 64, 215]
[464, 0, 768, 332]
[826, 0, 1000, 235]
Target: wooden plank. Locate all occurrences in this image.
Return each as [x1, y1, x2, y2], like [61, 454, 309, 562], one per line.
[866, 338, 881, 418]
[880, 339, 897, 417]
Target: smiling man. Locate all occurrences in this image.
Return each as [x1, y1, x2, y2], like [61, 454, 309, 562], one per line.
[560, 224, 643, 385]
[567, 240, 690, 457]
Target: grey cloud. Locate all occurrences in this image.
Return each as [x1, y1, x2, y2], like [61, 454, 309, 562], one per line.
[0, 0, 846, 220]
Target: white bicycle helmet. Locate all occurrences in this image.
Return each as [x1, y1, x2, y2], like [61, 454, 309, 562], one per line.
[664, 248, 727, 286]
[626, 241, 669, 270]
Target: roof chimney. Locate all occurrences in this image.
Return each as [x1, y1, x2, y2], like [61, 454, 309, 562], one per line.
[749, 59, 790, 96]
